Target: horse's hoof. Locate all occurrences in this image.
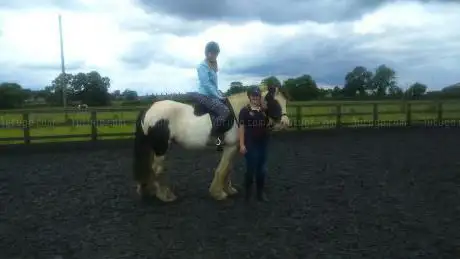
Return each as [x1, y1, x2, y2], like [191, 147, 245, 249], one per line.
[156, 194, 177, 202]
[156, 188, 177, 202]
[211, 190, 228, 200]
[225, 186, 238, 196]
[166, 192, 177, 202]
[137, 184, 155, 198]
[164, 196, 177, 202]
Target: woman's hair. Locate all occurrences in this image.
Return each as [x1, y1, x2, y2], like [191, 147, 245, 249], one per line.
[205, 41, 219, 72]
[205, 41, 220, 54]
[207, 59, 218, 72]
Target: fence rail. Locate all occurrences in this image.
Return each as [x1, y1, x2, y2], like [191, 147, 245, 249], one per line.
[1, 100, 460, 144]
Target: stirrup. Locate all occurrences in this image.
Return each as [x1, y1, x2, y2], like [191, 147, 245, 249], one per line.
[215, 137, 222, 146]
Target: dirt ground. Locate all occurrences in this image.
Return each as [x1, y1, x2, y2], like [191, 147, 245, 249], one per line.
[1, 128, 459, 259]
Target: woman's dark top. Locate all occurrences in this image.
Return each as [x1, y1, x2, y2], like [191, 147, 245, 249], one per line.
[238, 105, 269, 145]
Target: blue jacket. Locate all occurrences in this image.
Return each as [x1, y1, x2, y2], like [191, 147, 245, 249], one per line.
[196, 60, 223, 99]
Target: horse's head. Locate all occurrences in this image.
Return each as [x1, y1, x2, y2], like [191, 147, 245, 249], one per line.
[227, 83, 290, 131]
[262, 84, 290, 131]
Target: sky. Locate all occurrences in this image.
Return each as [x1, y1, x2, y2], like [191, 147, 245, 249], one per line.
[0, 0, 459, 95]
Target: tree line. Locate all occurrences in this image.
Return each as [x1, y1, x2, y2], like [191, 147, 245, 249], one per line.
[1, 64, 459, 109]
[226, 64, 459, 101]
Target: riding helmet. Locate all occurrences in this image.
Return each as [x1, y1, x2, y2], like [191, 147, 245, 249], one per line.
[205, 41, 220, 54]
[247, 86, 261, 97]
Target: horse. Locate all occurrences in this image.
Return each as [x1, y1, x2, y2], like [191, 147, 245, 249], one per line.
[133, 84, 290, 202]
[77, 104, 88, 110]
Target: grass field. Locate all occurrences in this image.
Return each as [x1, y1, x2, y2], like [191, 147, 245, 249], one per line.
[1, 100, 460, 145]
[287, 100, 460, 126]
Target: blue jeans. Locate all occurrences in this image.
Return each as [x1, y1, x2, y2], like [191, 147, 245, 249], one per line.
[188, 92, 230, 135]
[244, 139, 268, 192]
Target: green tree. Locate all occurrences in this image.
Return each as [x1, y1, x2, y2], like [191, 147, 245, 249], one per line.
[123, 89, 138, 100]
[79, 71, 111, 106]
[0, 82, 28, 109]
[261, 76, 281, 87]
[317, 88, 331, 99]
[331, 86, 343, 98]
[44, 72, 74, 106]
[388, 85, 404, 97]
[225, 81, 247, 95]
[70, 72, 88, 102]
[111, 90, 122, 100]
[405, 82, 427, 98]
[22, 89, 33, 101]
[29, 90, 49, 101]
[283, 74, 319, 101]
[370, 64, 397, 96]
[44, 71, 111, 106]
[441, 82, 460, 98]
[343, 66, 373, 97]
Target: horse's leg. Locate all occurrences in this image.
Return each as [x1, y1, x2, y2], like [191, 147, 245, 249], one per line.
[135, 151, 156, 198]
[209, 144, 237, 200]
[221, 145, 238, 196]
[133, 134, 156, 198]
[136, 151, 158, 197]
[224, 168, 238, 196]
[151, 154, 177, 202]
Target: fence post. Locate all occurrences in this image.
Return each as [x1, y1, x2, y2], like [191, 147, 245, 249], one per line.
[336, 104, 341, 128]
[436, 101, 443, 125]
[91, 111, 97, 141]
[372, 103, 378, 128]
[296, 105, 302, 130]
[406, 103, 412, 127]
[22, 112, 31, 144]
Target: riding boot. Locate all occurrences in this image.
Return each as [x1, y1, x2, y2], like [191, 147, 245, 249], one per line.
[256, 175, 268, 202]
[244, 173, 253, 201]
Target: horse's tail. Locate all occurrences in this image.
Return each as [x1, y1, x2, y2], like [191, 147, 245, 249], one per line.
[133, 109, 154, 186]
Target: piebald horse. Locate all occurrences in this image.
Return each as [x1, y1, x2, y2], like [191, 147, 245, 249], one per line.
[133, 85, 290, 202]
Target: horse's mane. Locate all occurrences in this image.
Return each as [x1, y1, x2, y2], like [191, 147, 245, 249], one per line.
[260, 83, 292, 101]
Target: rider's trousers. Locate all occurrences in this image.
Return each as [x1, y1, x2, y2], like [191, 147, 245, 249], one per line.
[244, 139, 268, 192]
[188, 92, 231, 135]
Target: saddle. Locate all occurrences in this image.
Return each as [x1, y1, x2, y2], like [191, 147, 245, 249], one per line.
[191, 97, 237, 133]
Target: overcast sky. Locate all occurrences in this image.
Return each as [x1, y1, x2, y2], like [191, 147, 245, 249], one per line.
[0, 0, 459, 94]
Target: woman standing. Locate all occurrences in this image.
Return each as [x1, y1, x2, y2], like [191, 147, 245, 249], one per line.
[238, 86, 270, 202]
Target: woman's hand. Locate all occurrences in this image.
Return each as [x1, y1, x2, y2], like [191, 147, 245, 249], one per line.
[261, 100, 268, 110]
[239, 145, 247, 154]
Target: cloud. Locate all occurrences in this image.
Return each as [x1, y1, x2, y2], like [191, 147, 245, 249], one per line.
[119, 13, 213, 37]
[20, 61, 85, 71]
[0, 0, 84, 10]
[0, 0, 459, 95]
[135, 0, 385, 24]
